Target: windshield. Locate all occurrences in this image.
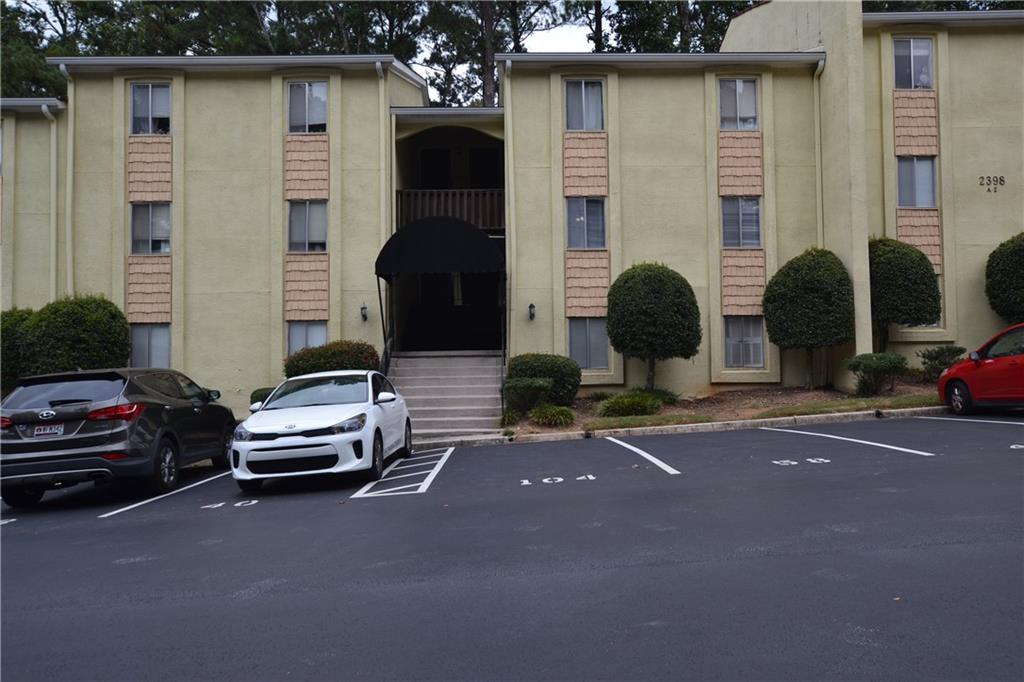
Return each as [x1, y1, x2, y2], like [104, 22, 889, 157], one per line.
[262, 376, 368, 410]
[2, 378, 126, 410]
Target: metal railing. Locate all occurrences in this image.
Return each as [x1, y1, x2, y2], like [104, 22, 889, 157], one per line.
[397, 189, 504, 231]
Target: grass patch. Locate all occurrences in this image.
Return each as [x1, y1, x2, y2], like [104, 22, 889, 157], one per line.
[584, 414, 713, 431]
[754, 393, 940, 419]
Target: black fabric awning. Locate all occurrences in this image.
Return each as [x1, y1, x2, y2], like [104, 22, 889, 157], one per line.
[375, 216, 504, 280]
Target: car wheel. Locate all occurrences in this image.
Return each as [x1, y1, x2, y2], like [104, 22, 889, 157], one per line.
[947, 380, 973, 415]
[236, 479, 263, 493]
[1, 487, 45, 508]
[149, 438, 180, 494]
[400, 420, 412, 458]
[368, 432, 385, 481]
[211, 426, 232, 470]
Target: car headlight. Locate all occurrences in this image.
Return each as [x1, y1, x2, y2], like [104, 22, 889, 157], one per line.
[330, 414, 366, 434]
[233, 424, 253, 442]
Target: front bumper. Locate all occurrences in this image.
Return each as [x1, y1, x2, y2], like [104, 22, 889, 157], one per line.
[231, 430, 371, 480]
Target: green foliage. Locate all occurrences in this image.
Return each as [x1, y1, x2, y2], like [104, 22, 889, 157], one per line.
[528, 404, 575, 427]
[846, 352, 908, 396]
[916, 345, 966, 382]
[609, 1, 757, 53]
[250, 387, 275, 405]
[763, 248, 856, 351]
[868, 238, 941, 350]
[22, 295, 130, 376]
[283, 340, 379, 378]
[502, 377, 553, 413]
[1, 308, 36, 392]
[500, 409, 524, 428]
[985, 232, 1024, 324]
[628, 387, 679, 406]
[506, 354, 581, 406]
[586, 390, 613, 402]
[597, 392, 662, 418]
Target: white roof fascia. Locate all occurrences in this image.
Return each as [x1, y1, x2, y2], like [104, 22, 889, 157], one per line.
[863, 11, 1024, 27]
[0, 97, 66, 113]
[497, 52, 825, 70]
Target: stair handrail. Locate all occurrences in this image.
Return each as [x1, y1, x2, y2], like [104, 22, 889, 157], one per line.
[381, 332, 394, 377]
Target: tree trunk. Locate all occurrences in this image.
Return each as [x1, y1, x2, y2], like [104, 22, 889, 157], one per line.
[806, 348, 814, 389]
[480, 1, 497, 106]
[646, 357, 656, 391]
[593, 1, 604, 52]
[676, 1, 690, 52]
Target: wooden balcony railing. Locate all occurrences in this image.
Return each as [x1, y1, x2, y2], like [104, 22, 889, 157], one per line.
[397, 189, 504, 231]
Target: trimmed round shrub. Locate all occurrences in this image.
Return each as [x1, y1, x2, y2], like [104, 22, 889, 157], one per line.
[846, 352, 908, 396]
[528, 404, 575, 427]
[502, 377, 553, 413]
[607, 262, 702, 390]
[250, 387, 275, 405]
[916, 345, 966, 383]
[597, 392, 661, 417]
[763, 248, 855, 351]
[869, 238, 941, 350]
[2, 307, 35, 392]
[23, 295, 130, 376]
[985, 232, 1024, 323]
[284, 340, 379, 378]
[506, 354, 581, 406]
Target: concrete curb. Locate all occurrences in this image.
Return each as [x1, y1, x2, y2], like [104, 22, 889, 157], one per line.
[412, 405, 950, 451]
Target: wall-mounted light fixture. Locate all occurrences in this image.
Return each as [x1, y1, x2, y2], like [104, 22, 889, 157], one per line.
[360, 303, 368, 321]
[528, 303, 536, 320]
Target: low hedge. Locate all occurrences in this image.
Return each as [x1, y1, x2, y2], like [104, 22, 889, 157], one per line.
[506, 354, 581, 406]
[628, 387, 679, 406]
[23, 295, 130, 376]
[500, 409, 523, 427]
[846, 352, 908, 396]
[597, 392, 662, 417]
[528, 404, 575, 427]
[2, 308, 35, 392]
[284, 340, 379, 378]
[916, 345, 966, 383]
[503, 377, 553, 413]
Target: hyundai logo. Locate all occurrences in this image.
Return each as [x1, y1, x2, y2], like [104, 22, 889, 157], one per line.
[38, 410, 56, 420]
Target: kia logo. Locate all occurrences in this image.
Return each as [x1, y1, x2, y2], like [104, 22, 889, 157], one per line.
[284, 424, 296, 430]
[38, 410, 56, 420]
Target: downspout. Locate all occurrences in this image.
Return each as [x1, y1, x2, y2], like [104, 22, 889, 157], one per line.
[813, 57, 825, 248]
[375, 61, 390, 353]
[60, 63, 75, 294]
[503, 58, 516, 364]
[41, 104, 58, 301]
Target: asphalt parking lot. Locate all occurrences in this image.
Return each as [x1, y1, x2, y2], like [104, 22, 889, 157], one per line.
[3, 413, 1022, 680]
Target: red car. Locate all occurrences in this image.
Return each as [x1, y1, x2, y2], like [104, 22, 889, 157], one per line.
[938, 322, 1024, 414]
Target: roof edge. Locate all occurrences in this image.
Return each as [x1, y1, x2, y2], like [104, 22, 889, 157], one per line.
[498, 52, 824, 69]
[0, 97, 66, 113]
[863, 10, 1024, 27]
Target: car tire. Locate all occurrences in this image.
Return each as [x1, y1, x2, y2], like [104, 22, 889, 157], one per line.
[149, 438, 180, 494]
[947, 380, 974, 415]
[210, 426, 232, 470]
[399, 420, 412, 458]
[1, 487, 45, 508]
[236, 479, 263, 493]
[368, 432, 385, 481]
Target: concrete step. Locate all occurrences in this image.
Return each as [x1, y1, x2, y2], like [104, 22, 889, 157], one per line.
[399, 385, 504, 398]
[390, 367, 504, 379]
[394, 376, 502, 390]
[404, 395, 502, 409]
[413, 428, 503, 440]
[393, 350, 502, 358]
[408, 405, 502, 419]
[412, 416, 500, 429]
[390, 357, 503, 370]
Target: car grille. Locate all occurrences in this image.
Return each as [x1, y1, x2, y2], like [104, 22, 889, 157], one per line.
[250, 427, 333, 441]
[247, 455, 339, 475]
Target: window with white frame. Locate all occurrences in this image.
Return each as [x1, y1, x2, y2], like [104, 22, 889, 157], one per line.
[719, 78, 757, 130]
[721, 197, 760, 248]
[724, 316, 764, 369]
[131, 324, 171, 368]
[131, 83, 170, 134]
[288, 201, 327, 252]
[569, 318, 609, 370]
[288, 82, 328, 133]
[565, 79, 603, 131]
[894, 38, 933, 89]
[287, 321, 327, 355]
[897, 157, 936, 208]
[567, 197, 606, 248]
[131, 203, 171, 254]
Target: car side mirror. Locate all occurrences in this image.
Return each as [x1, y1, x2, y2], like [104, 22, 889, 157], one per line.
[206, 389, 221, 402]
[376, 391, 396, 404]
[249, 401, 263, 413]
[969, 351, 981, 363]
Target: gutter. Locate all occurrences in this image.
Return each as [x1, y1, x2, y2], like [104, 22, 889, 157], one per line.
[497, 52, 825, 69]
[40, 104, 58, 300]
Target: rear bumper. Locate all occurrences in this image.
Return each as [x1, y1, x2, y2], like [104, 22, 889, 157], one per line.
[0, 451, 153, 489]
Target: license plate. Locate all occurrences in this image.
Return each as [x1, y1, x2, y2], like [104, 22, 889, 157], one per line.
[33, 423, 64, 437]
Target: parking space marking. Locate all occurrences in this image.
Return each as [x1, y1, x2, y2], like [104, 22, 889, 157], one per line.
[404, 449, 448, 461]
[916, 416, 1024, 427]
[350, 447, 455, 499]
[760, 427, 937, 457]
[605, 437, 682, 475]
[97, 472, 232, 519]
[1, 518, 15, 526]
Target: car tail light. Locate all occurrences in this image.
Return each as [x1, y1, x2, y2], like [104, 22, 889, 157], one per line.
[0, 416, 11, 429]
[101, 453, 129, 460]
[86, 403, 145, 422]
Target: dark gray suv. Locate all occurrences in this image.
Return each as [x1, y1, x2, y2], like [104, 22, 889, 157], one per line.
[1, 369, 236, 508]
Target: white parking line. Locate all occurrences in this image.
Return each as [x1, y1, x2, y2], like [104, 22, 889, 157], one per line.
[392, 460, 441, 471]
[605, 437, 682, 475]
[403, 452, 447, 462]
[760, 427, 937, 457]
[916, 416, 1024, 427]
[350, 447, 455, 499]
[98, 472, 232, 519]
[0, 519, 16, 526]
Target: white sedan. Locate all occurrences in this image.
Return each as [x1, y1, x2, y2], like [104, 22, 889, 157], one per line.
[230, 370, 411, 493]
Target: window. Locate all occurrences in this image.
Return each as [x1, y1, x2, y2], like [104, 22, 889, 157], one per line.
[131, 203, 171, 254]
[719, 79, 757, 130]
[288, 82, 328, 133]
[567, 197, 606, 249]
[136, 372, 182, 400]
[287, 321, 327, 355]
[565, 80, 603, 131]
[986, 328, 1024, 359]
[897, 157, 936, 208]
[895, 38, 933, 89]
[173, 373, 205, 401]
[288, 201, 327, 251]
[721, 197, 760, 248]
[724, 316, 764, 369]
[131, 83, 170, 135]
[569, 318, 609, 370]
[131, 324, 171, 368]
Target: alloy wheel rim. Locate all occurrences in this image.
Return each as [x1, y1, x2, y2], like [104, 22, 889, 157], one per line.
[160, 447, 176, 485]
[375, 439, 383, 472]
[405, 424, 411, 450]
[952, 387, 964, 410]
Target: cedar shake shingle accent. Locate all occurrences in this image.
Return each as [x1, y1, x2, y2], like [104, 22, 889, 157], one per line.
[897, 208, 942, 274]
[722, 248, 766, 315]
[563, 132, 609, 197]
[565, 249, 609, 316]
[127, 135, 172, 202]
[718, 131, 763, 196]
[894, 90, 939, 156]
[126, 255, 172, 323]
[284, 134, 330, 200]
[284, 253, 329, 320]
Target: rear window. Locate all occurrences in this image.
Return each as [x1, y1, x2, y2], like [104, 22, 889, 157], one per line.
[2, 378, 126, 410]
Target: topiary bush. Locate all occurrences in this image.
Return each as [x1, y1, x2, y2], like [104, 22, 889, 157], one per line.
[763, 248, 855, 387]
[597, 392, 661, 417]
[985, 232, 1024, 324]
[607, 262, 702, 390]
[502, 377, 553, 413]
[916, 345, 966, 383]
[22, 295, 130, 376]
[868, 238, 941, 351]
[528, 404, 575, 427]
[284, 340, 379, 378]
[2, 308, 35, 392]
[846, 352, 908, 396]
[506, 354, 581, 406]
[250, 387, 275, 405]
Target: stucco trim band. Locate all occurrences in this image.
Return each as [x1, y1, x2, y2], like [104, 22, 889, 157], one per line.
[284, 253, 330, 321]
[565, 249, 609, 317]
[127, 135, 172, 202]
[718, 131, 763, 196]
[893, 90, 938, 156]
[126, 255, 172, 323]
[722, 248, 765, 315]
[284, 134, 330, 200]
[896, 208, 942, 274]
[563, 132, 609, 197]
